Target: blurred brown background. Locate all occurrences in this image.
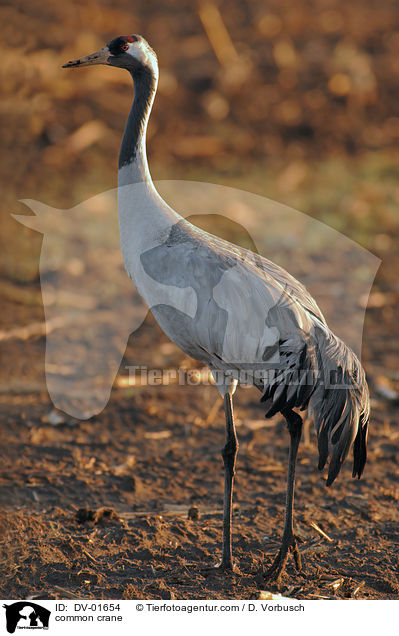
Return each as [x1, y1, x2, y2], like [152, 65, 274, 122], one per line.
[1, 0, 399, 282]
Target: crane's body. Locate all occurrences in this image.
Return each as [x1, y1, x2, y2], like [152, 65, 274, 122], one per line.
[63, 35, 370, 580]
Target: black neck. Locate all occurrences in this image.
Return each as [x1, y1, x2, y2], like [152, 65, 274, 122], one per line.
[118, 67, 157, 181]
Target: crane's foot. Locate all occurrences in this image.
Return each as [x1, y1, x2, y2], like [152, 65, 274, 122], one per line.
[264, 533, 302, 582]
[200, 560, 237, 578]
[218, 558, 234, 572]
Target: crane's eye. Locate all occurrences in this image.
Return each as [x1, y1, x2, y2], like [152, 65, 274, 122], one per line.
[121, 43, 129, 51]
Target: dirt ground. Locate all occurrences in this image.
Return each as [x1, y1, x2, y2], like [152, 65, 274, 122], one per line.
[0, 247, 398, 600]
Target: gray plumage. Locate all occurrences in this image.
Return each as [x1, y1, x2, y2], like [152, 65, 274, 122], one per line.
[141, 217, 370, 486]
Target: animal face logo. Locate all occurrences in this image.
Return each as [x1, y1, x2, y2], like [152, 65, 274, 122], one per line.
[13, 181, 380, 419]
[3, 602, 50, 634]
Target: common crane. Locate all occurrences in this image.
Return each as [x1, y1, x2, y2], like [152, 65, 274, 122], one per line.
[63, 35, 369, 580]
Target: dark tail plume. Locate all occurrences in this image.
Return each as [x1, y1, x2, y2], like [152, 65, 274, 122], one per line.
[310, 327, 370, 486]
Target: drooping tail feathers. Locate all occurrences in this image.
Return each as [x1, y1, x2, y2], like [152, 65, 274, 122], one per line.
[261, 325, 370, 486]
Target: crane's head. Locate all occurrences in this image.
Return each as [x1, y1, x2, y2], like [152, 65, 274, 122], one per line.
[62, 35, 158, 76]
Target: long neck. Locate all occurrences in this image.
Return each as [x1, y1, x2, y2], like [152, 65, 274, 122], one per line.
[118, 66, 158, 187]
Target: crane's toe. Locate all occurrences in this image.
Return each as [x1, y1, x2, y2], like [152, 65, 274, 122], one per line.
[264, 535, 302, 582]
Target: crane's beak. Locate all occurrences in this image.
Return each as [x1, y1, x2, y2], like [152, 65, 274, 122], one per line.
[62, 46, 110, 68]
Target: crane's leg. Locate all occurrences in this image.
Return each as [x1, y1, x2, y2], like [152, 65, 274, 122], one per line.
[220, 392, 239, 570]
[265, 409, 302, 581]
